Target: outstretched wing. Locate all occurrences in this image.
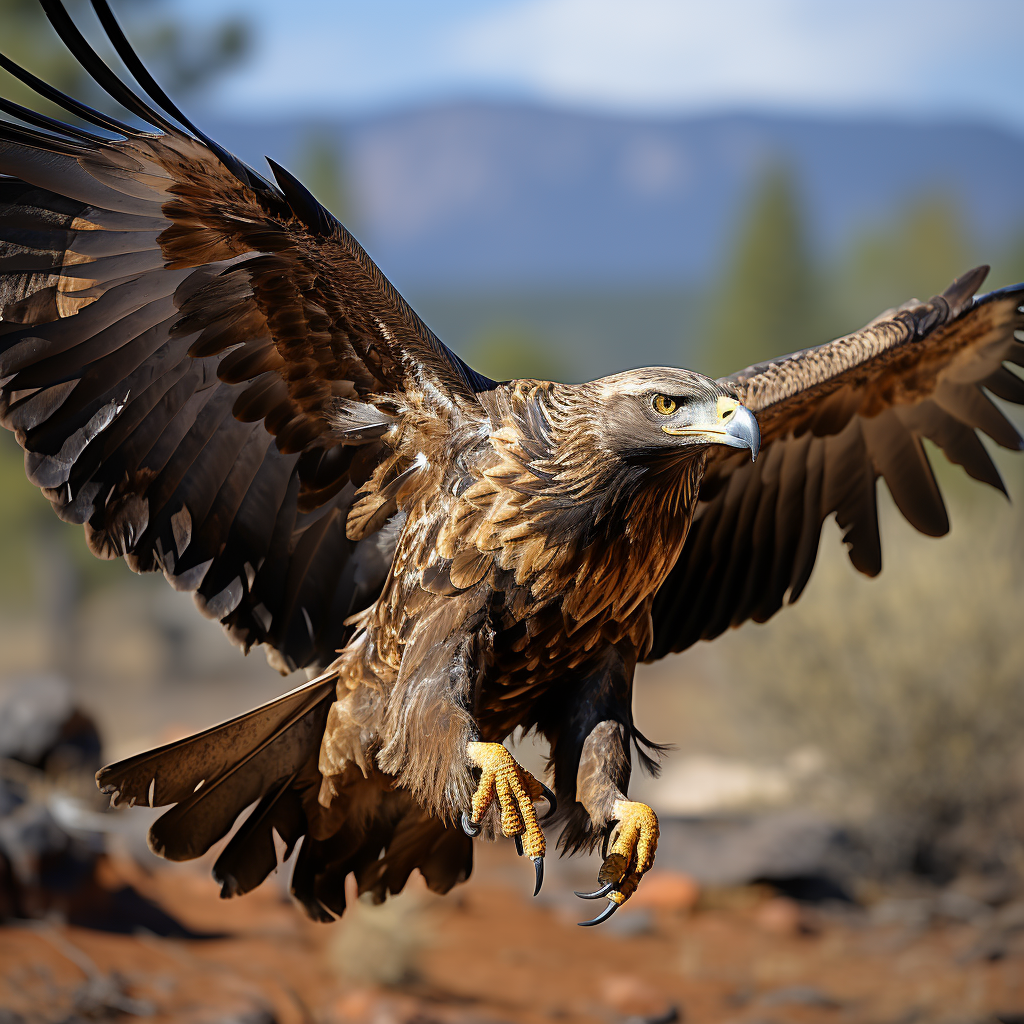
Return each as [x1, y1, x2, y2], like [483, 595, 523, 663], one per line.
[649, 267, 1024, 659]
[0, 0, 491, 673]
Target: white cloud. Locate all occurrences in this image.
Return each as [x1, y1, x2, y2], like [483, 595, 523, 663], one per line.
[179, 0, 1024, 131]
[447, 0, 1024, 125]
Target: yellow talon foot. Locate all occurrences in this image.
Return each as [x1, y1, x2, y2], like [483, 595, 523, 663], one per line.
[463, 741, 552, 895]
[577, 799, 659, 926]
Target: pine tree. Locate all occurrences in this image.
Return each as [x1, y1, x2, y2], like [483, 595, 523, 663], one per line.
[464, 324, 567, 384]
[0, 0, 250, 111]
[297, 133, 353, 229]
[703, 165, 818, 378]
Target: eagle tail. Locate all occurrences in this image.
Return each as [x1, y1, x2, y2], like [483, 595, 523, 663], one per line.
[97, 672, 473, 919]
[96, 671, 336, 864]
[289, 775, 474, 922]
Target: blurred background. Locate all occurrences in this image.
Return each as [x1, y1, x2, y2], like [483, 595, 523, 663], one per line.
[1, 1, 1024, 1022]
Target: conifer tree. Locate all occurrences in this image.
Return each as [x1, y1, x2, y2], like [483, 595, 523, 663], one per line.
[704, 165, 818, 377]
[0, 0, 249, 110]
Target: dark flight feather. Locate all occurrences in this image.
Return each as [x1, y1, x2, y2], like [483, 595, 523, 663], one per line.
[97, 674, 334, 861]
[650, 273, 1024, 658]
[212, 771, 306, 898]
[0, 0, 492, 675]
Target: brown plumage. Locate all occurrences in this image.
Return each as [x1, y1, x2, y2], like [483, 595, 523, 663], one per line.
[2, 1, 1023, 923]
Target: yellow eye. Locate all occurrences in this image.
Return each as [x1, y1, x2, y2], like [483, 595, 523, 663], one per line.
[652, 394, 677, 415]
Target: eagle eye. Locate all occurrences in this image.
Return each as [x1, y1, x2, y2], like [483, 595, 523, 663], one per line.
[652, 394, 677, 416]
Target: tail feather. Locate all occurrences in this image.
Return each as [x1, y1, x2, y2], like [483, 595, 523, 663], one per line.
[371, 804, 469, 899]
[97, 671, 335, 860]
[292, 831, 348, 921]
[212, 769, 307, 898]
[417, 827, 476, 895]
[289, 782, 473, 922]
[96, 671, 475, 920]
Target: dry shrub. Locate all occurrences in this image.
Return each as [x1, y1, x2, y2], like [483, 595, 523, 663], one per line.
[716, 484, 1024, 881]
[326, 886, 432, 987]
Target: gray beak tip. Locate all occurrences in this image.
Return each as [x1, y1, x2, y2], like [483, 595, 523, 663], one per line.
[725, 404, 760, 462]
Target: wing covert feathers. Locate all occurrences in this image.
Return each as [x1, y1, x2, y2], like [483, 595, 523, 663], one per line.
[650, 271, 1024, 658]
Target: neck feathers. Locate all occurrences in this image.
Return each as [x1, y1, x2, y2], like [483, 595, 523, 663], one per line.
[481, 380, 706, 649]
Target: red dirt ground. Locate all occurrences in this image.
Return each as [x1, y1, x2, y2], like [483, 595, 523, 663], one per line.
[1, 841, 1022, 1024]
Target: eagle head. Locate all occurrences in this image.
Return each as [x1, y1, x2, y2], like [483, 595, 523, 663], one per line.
[590, 367, 760, 464]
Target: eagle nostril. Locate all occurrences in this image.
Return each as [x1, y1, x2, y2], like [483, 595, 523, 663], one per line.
[716, 396, 740, 422]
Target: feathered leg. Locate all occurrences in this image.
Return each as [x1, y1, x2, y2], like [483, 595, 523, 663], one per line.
[542, 643, 661, 925]
[573, 721, 659, 926]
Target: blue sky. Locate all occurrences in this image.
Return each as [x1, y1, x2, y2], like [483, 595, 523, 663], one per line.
[173, 0, 1024, 132]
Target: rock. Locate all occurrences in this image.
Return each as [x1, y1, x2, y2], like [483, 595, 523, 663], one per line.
[870, 897, 933, 930]
[0, 675, 100, 774]
[599, 974, 674, 1019]
[603, 907, 656, 937]
[630, 870, 700, 912]
[759, 985, 841, 1009]
[754, 896, 804, 936]
[653, 810, 859, 893]
[995, 900, 1024, 931]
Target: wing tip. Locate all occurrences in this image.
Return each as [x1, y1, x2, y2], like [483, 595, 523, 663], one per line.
[944, 265, 990, 316]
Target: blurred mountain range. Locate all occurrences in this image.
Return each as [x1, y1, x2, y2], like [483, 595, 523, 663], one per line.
[209, 102, 1024, 288]
[204, 102, 1024, 377]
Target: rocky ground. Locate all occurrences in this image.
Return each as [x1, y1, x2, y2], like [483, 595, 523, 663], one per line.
[1, 839, 1023, 1024]
[1, 591, 1023, 1024]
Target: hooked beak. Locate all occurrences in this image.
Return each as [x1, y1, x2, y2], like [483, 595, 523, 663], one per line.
[720, 403, 760, 462]
[662, 397, 760, 462]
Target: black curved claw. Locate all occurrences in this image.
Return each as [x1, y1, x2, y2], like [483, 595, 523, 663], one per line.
[578, 898, 619, 927]
[574, 880, 616, 900]
[537, 781, 558, 821]
[514, 833, 524, 857]
[461, 811, 481, 837]
[532, 856, 544, 897]
[601, 829, 611, 860]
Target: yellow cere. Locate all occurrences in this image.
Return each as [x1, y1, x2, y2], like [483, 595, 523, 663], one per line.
[716, 396, 740, 421]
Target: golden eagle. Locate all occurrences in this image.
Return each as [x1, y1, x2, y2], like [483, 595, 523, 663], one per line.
[2, 1, 1022, 926]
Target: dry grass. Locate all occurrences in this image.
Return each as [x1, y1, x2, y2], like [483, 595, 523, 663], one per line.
[715, 480, 1024, 881]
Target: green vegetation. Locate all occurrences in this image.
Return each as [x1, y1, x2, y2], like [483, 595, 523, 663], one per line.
[0, 433, 44, 602]
[462, 323, 569, 383]
[703, 165, 820, 377]
[297, 131, 354, 229]
[990, 221, 1024, 291]
[822, 194, 976, 342]
[718, 491, 1024, 880]
[414, 287, 702, 384]
[700, 165, 992, 378]
[699, 168, 1024, 880]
